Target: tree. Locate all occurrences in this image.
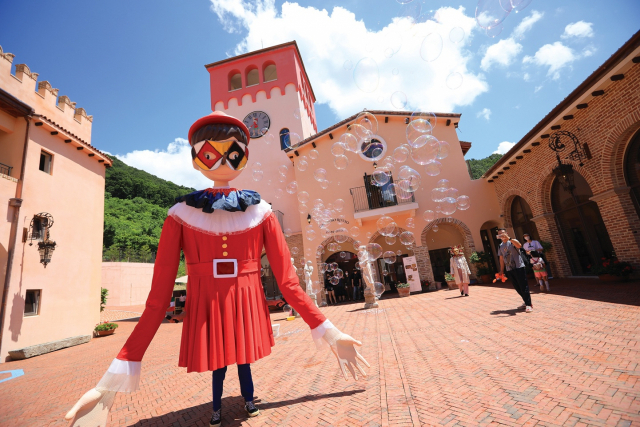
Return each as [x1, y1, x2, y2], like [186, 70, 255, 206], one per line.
[467, 153, 503, 180]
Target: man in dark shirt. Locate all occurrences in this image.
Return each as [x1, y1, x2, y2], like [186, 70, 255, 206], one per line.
[497, 228, 532, 312]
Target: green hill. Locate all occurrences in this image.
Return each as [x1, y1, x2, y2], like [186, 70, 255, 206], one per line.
[103, 158, 195, 260]
[467, 153, 503, 180]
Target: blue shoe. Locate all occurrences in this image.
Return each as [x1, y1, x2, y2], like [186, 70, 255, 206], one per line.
[245, 401, 260, 417]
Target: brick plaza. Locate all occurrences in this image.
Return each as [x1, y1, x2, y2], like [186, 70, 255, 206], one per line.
[1, 280, 639, 427]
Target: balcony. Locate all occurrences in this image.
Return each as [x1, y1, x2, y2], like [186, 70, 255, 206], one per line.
[0, 162, 13, 177]
[349, 185, 419, 223]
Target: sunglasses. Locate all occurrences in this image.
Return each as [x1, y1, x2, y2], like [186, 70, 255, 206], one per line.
[192, 139, 249, 171]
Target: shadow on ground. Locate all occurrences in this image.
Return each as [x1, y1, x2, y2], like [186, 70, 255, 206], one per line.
[127, 390, 365, 427]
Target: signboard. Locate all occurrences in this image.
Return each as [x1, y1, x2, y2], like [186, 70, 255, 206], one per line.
[402, 256, 422, 292]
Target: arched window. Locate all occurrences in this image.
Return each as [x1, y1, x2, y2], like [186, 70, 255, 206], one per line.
[264, 64, 277, 82]
[279, 128, 290, 150]
[229, 72, 242, 91]
[551, 170, 614, 275]
[624, 129, 640, 217]
[246, 68, 259, 86]
[510, 196, 539, 242]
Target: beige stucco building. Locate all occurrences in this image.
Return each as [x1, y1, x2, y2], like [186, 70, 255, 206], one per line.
[0, 46, 112, 361]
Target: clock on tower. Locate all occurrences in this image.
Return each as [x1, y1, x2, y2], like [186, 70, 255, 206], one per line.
[243, 111, 270, 139]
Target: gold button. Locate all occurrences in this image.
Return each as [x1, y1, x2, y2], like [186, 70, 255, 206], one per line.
[223, 252, 228, 256]
[222, 236, 228, 241]
[222, 244, 228, 248]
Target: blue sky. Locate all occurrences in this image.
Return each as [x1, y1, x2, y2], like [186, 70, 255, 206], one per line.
[1, 0, 639, 185]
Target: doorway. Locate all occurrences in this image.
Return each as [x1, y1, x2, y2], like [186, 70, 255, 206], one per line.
[429, 248, 450, 283]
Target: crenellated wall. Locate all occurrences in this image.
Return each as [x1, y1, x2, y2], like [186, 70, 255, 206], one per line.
[0, 45, 93, 143]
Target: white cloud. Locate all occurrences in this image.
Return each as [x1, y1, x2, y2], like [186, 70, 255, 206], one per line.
[476, 108, 491, 120]
[116, 138, 212, 189]
[562, 21, 594, 39]
[209, 0, 488, 117]
[480, 38, 523, 71]
[523, 42, 576, 80]
[512, 10, 544, 40]
[493, 141, 515, 155]
[523, 72, 530, 81]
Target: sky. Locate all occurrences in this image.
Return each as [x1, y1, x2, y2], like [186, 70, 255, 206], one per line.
[1, 0, 639, 188]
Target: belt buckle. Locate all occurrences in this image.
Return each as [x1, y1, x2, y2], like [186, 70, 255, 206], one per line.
[213, 259, 238, 278]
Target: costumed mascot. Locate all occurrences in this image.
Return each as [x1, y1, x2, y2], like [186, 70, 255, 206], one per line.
[65, 112, 369, 427]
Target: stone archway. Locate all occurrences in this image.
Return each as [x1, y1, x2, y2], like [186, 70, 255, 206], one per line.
[602, 108, 640, 189]
[419, 217, 478, 284]
[314, 234, 360, 284]
[500, 189, 534, 229]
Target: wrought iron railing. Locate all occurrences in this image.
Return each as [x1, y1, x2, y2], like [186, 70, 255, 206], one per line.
[350, 185, 416, 213]
[274, 210, 284, 231]
[0, 162, 12, 177]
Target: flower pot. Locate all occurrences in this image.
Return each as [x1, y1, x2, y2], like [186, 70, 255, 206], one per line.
[480, 274, 492, 284]
[397, 287, 410, 297]
[446, 281, 458, 290]
[598, 274, 620, 282]
[96, 329, 115, 337]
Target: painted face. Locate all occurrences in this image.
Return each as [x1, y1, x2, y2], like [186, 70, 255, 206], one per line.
[192, 139, 249, 171]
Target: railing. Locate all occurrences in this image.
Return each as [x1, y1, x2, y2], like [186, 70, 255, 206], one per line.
[274, 210, 284, 231]
[0, 162, 12, 177]
[350, 185, 416, 213]
[103, 248, 156, 263]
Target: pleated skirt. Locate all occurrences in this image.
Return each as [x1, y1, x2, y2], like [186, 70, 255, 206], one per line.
[178, 272, 275, 372]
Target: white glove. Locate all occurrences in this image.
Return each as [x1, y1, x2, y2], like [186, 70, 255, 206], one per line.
[64, 388, 116, 427]
[323, 328, 370, 380]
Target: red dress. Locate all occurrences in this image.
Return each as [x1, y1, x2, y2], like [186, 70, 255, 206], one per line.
[115, 190, 326, 373]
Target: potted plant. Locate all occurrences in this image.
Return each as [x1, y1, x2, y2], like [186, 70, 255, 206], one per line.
[396, 282, 411, 297]
[95, 322, 119, 337]
[470, 251, 494, 284]
[590, 258, 634, 281]
[444, 272, 458, 290]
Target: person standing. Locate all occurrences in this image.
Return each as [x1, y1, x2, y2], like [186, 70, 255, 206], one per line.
[352, 270, 360, 301]
[497, 228, 533, 312]
[523, 233, 552, 278]
[325, 272, 336, 305]
[529, 251, 550, 292]
[344, 271, 353, 302]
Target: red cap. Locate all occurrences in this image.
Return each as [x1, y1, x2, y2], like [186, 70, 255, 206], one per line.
[188, 111, 250, 145]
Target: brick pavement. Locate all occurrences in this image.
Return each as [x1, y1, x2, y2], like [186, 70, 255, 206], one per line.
[0, 279, 639, 427]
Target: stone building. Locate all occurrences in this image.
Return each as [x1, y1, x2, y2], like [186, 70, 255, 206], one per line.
[0, 46, 112, 361]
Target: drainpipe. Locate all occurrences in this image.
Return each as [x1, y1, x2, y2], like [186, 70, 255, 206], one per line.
[0, 116, 31, 358]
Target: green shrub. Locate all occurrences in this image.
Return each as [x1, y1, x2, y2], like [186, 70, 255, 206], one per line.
[444, 272, 455, 282]
[100, 288, 108, 312]
[95, 322, 119, 332]
[396, 282, 411, 288]
[589, 258, 634, 277]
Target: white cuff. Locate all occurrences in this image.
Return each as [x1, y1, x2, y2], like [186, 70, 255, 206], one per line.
[310, 319, 334, 350]
[96, 359, 141, 393]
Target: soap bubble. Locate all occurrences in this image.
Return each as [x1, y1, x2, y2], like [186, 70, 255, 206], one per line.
[385, 235, 397, 245]
[411, 111, 437, 129]
[330, 276, 340, 285]
[405, 218, 415, 229]
[355, 111, 378, 136]
[275, 189, 284, 199]
[372, 170, 390, 186]
[423, 210, 435, 222]
[288, 132, 301, 148]
[374, 282, 385, 297]
[446, 72, 463, 90]
[264, 133, 275, 145]
[393, 146, 410, 163]
[286, 181, 298, 194]
[486, 22, 503, 38]
[383, 251, 397, 264]
[283, 304, 293, 316]
[335, 268, 344, 278]
[391, 91, 408, 110]
[278, 165, 288, 176]
[420, 33, 443, 62]
[397, 179, 418, 197]
[441, 197, 457, 215]
[475, 0, 510, 29]
[437, 179, 450, 189]
[331, 142, 346, 156]
[344, 60, 353, 70]
[350, 226, 361, 237]
[314, 199, 324, 208]
[396, 249, 403, 256]
[298, 204, 308, 214]
[382, 269, 389, 276]
[446, 188, 459, 199]
[398, 1, 422, 23]
[297, 191, 310, 204]
[296, 159, 308, 172]
[293, 108, 301, 120]
[457, 195, 470, 210]
[437, 140, 450, 159]
[314, 168, 327, 182]
[253, 162, 262, 170]
[320, 180, 330, 190]
[449, 27, 465, 43]
[377, 216, 397, 237]
[511, 0, 532, 13]
[340, 251, 347, 258]
[353, 57, 379, 93]
[366, 243, 383, 260]
[290, 245, 299, 254]
[334, 199, 345, 212]
[432, 187, 447, 202]
[252, 170, 264, 181]
[366, 231, 373, 239]
[334, 155, 349, 170]
[424, 160, 442, 176]
[397, 166, 421, 192]
[328, 262, 338, 271]
[340, 133, 360, 152]
[432, 224, 439, 233]
[384, 47, 394, 58]
[306, 229, 316, 240]
[410, 139, 439, 165]
[309, 149, 320, 159]
[399, 231, 415, 246]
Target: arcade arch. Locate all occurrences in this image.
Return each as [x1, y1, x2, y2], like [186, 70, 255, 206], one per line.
[420, 218, 477, 284]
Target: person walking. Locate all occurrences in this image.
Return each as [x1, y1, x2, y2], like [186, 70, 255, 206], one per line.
[529, 250, 550, 292]
[497, 228, 533, 312]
